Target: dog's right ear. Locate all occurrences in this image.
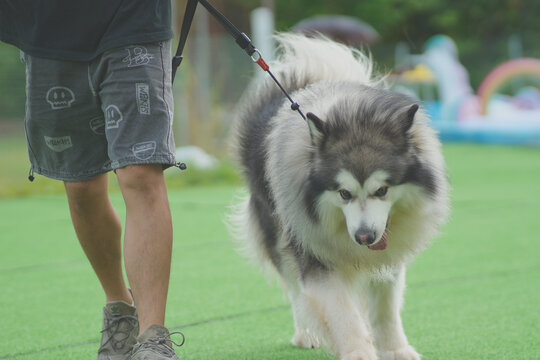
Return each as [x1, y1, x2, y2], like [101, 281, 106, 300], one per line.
[306, 112, 326, 145]
[402, 104, 419, 134]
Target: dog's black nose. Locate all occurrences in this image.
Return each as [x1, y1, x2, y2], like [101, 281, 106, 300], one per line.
[355, 229, 376, 245]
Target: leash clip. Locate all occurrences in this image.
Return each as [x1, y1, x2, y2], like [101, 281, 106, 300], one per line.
[251, 49, 270, 71]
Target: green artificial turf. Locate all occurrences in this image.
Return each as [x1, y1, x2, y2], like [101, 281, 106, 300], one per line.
[0, 143, 539, 359]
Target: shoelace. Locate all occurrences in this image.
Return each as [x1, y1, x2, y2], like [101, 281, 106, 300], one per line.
[138, 331, 185, 357]
[100, 315, 139, 351]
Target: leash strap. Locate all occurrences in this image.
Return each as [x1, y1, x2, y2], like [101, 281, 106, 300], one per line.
[197, 0, 256, 57]
[172, 0, 198, 84]
[171, 0, 306, 120]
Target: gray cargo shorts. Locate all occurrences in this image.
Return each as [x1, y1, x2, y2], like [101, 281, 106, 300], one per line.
[23, 40, 176, 181]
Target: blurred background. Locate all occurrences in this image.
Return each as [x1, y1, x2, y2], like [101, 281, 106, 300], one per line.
[1, 0, 539, 196]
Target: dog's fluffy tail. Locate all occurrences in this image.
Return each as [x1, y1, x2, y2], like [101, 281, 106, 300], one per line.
[240, 33, 381, 108]
[231, 33, 383, 164]
[269, 33, 380, 91]
[225, 190, 277, 277]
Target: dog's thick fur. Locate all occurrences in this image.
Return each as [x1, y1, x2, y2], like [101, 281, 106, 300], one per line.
[228, 34, 449, 360]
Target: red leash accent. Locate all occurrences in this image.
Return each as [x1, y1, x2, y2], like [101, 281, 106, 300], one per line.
[174, 0, 306, 120]
[256, 57, 269, 71]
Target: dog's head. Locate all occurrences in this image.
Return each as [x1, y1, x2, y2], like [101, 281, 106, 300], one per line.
[304, 86, 438, 250]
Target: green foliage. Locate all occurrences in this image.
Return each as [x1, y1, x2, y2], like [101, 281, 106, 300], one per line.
[0, 43, 26, 120]
[265, 0, 540, 88]
[266, 0, 539, 42]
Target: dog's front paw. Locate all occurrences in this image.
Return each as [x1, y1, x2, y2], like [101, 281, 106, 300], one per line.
[378, 345, 421, 360]
[291, 330, 320, 349]
[341, 349, 378, 360]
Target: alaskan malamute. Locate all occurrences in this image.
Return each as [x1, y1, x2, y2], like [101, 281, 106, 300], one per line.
[228, 34, 449, 360]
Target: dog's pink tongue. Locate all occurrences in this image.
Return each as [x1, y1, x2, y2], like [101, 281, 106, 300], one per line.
[368, 231, 388, 251]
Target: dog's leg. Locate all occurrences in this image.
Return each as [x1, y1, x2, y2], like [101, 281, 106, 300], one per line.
[289, 288, 321, 349]
[367, 267, 421, 360]
[298, 274, 378, 360]
[278, 258, 322, 349]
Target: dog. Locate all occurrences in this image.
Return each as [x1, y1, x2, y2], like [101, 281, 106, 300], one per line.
[227, 34, 449, 360]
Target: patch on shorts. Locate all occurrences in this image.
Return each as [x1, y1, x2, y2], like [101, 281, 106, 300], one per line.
[132, 141, 157, 160]
[105, 105, 123, 129]
[122, 46, 153, 67]
[136, 83, 151, 115]
[46, 86, 75, 110]
[44, 135, 73, 152]
[89, 117, 105, 135]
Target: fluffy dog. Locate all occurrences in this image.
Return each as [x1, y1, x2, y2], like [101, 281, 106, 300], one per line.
[228, 34, 449, 360]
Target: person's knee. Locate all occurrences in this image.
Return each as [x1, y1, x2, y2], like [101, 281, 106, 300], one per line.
[116, 164, 165, 196]
[64, 175, 108, 213]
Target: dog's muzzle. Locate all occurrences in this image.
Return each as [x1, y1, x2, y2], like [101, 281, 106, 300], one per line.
[354, 223, 389, 251]
[355, 229, 376, 245]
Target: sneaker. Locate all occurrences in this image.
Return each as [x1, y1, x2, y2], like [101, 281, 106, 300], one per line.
[97, 301, 139, 360]
[130, 324, 185, 360]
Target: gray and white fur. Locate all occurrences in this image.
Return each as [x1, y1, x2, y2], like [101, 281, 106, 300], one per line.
[228, 34, 450, 360]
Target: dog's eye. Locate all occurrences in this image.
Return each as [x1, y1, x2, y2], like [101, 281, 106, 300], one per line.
[339, 189, 352, 200]
[374, 186, 388, 198]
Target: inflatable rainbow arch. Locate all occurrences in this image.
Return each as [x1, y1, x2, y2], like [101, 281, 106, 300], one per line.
[477, 58, 540, 114]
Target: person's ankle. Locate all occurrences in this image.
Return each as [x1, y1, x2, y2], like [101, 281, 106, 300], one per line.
[138, 324, 169, 342]
[105, 288, 134, 306]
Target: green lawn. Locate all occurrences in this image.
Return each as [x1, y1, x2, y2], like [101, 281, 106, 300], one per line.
[0, 143, 539, 359]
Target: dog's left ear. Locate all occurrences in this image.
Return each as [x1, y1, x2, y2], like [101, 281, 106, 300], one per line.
[306, 112, 327, 145]
[402, 104, 419, 133]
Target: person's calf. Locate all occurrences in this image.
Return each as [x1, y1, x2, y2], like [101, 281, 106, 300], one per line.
[116, 164, 173, 334]
[64, 174, 131, 304]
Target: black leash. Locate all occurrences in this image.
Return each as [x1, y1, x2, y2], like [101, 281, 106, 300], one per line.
[171, 0, 198, 83]
[172, 0, 306, 121]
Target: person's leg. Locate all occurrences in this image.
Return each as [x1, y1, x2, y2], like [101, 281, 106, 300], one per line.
[116, 163, 173, 334]
[23, 51, 140, 359]
[92, 40, 178, 353]
[64, 173, 132, 304]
